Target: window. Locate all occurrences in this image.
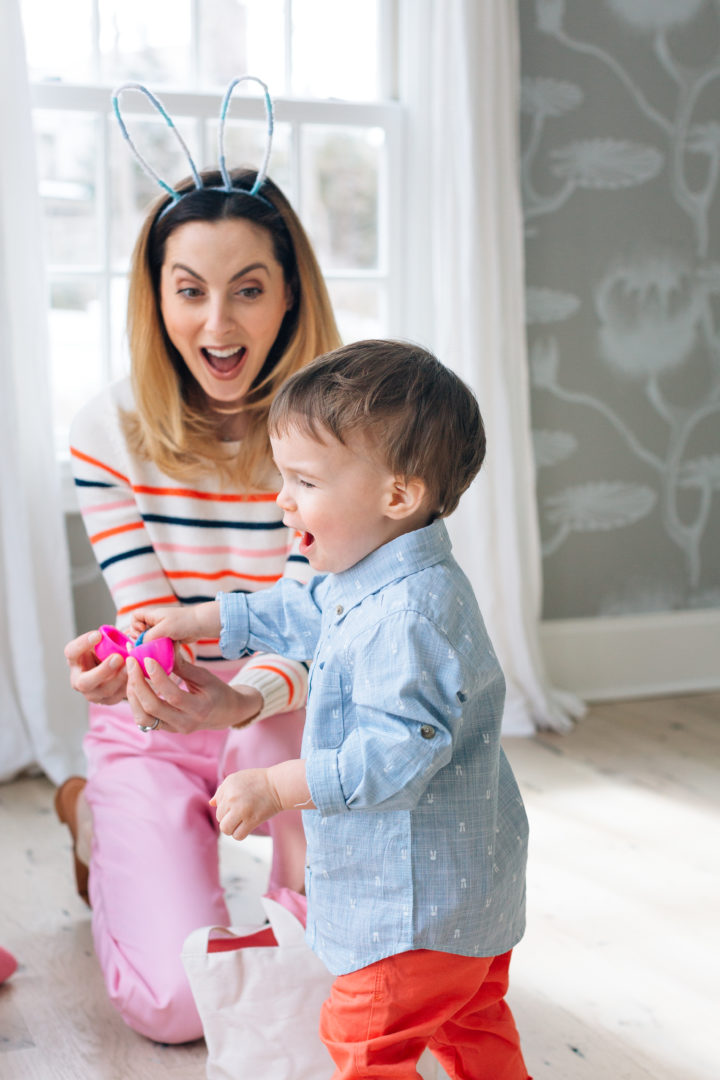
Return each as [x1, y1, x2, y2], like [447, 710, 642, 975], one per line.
[22, 0, 403, 477]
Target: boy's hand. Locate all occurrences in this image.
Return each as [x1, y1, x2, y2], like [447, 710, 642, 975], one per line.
[211, 769, 284, 841]
[130, 601, 221, 644]
[212, 760, 314, 840]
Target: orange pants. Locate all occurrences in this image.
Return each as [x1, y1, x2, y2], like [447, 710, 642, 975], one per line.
[319, 948, 531, 1080]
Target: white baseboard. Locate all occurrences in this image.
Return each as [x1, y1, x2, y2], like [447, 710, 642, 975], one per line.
[539, 610, 720, 702]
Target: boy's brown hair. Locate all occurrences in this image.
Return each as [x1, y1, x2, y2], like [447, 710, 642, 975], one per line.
[268, 339, 485, 518]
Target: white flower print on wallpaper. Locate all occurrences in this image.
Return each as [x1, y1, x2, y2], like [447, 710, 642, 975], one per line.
[520, 0, 720, 618]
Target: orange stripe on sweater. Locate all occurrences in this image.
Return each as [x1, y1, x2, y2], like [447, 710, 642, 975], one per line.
[250, 664, 296, 704]
[70, 448, 278, 503]
[116, 595, 177, 615]
[132, 485, 279, 502]
[70, 446, 129, 485]
[166, 569, 282, 583]
[89, 521, 145, 544]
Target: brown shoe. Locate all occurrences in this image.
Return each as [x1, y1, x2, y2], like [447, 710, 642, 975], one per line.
[54, 777, 91, 906]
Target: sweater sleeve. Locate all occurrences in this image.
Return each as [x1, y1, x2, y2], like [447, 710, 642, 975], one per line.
[69, 388, 185, 634]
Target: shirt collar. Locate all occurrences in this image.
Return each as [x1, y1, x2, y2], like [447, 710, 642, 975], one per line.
[328, 519, 452, 611]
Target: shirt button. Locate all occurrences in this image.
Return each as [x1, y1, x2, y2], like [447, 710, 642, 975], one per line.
[336, 604, 344, 616]
[420, 724, 436, 739]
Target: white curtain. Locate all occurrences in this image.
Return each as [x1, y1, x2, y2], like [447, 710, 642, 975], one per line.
[0, 0, 87, 783]
[399, 0, 584, 733]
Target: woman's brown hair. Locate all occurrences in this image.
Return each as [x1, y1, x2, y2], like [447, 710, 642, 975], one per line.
[123, 167, 341, 488]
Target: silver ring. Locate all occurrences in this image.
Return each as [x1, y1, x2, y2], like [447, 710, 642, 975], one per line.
[138, 717, 161, 732]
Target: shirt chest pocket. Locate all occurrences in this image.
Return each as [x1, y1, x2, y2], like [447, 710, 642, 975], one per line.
[308, 666, 345, 749]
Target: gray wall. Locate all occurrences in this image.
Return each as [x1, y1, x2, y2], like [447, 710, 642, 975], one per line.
[66, 512, 114, 636]
[520, 0, 720, 618]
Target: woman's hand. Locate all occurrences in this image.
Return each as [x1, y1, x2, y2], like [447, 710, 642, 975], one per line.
[64, 630, 128, 706]
[126, 648, 263, 734]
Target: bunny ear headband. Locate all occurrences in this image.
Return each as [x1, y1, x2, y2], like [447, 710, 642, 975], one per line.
[112, 75, 275, 216]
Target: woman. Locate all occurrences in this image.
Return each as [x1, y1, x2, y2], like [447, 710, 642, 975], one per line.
[57, 164, 341, 1043]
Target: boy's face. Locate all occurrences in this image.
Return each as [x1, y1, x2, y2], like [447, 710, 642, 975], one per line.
[271, 424, 406, 574]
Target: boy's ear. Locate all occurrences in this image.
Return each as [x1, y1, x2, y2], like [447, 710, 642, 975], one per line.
[385, 476, 427, 519]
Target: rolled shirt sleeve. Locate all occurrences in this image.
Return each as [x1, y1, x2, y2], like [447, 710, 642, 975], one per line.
[305, 611, 466, 815]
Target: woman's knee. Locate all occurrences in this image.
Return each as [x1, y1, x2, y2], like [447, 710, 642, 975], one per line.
[108, 965, 203, 1044]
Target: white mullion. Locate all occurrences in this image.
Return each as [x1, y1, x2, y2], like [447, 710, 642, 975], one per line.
[197, 117, 209, 174]
[31, 84, 400, 128]
[99, 108, 113, 382]
[378, 0, 399, 101]
[285, 0, 293, 96]
[91, 0, 101, 82]
[383, 107, 404, 335]
[291, 118, 302, 216]
[190, 0, 201, 88]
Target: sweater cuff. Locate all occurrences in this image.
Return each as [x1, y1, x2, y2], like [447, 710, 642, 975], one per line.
[230, 658, 307, 724]
[229, 666, 291, 724]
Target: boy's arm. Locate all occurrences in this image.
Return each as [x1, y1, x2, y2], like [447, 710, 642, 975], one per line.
[306, 611, 502, 816]
[219, 577, 325, 661]
[212, 759, 315, 841]
[131, 601, 221, 644]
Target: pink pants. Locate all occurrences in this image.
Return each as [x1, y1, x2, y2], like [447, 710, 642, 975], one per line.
[83, 699, 306, 1043]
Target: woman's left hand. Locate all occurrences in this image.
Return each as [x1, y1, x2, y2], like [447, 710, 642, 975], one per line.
[126, 648, 263, 734]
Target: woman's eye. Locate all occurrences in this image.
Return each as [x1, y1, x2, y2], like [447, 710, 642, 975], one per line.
[238, 286, 262, 299]
[178, 287, 202, 298]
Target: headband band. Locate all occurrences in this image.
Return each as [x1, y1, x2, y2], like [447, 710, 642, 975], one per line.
[112, 75, 275, 216]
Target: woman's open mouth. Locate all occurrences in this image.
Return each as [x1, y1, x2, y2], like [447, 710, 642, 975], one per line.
[202, 346, 247, 377]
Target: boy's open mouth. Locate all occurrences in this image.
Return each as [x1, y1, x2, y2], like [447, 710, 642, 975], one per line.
[299, 531, 315, 555]
[202, 346, 247, 376]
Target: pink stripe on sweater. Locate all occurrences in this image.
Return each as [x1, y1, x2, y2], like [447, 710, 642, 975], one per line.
[81, 499, 136, 516]
[111, 570, 167, 591]
[154, 542, 292, 559]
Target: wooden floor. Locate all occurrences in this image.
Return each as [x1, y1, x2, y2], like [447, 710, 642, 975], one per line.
[1, 691, 717, 1079]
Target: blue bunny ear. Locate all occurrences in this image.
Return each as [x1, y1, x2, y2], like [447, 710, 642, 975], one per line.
[217, 75, 274, 195]
[112, 81, 203, 202]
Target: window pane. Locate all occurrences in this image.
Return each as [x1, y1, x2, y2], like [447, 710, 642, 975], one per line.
[50, 279, 103, 451]
[291, 0, 379, 100]
[205, 118, 292, 196]
[109, 113, 201, 267]
[99, 0, 192, 86]
[328, 280, 384, 344]
[21, 0, 95, 82]
[199, 0, 286, 94]
[110, 275, 131, 381]
[302, 126, 381, 270]
[36, 111, 99, 266]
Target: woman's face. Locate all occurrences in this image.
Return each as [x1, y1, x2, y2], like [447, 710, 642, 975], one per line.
[159, 218, 292, 410]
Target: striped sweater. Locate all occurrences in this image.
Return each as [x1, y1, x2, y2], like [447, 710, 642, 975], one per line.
[69, 377, 309, 719]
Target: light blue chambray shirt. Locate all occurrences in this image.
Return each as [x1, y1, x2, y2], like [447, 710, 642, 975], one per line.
[219, 519, 528, 976]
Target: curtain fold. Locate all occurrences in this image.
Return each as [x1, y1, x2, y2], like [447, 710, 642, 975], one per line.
[0, 0, 87, 783]
[399, 0, 584, 733]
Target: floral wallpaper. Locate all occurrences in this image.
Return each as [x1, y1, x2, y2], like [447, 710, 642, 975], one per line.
[520, 0, 720, 618]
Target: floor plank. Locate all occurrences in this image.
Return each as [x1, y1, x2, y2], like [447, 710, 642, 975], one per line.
[0, 691, 717, 1078]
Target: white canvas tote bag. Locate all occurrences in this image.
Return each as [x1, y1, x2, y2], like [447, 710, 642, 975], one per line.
[182, 894, 441, 1079]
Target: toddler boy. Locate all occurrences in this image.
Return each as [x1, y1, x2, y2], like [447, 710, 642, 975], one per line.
[134, 340, 531, 1080]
